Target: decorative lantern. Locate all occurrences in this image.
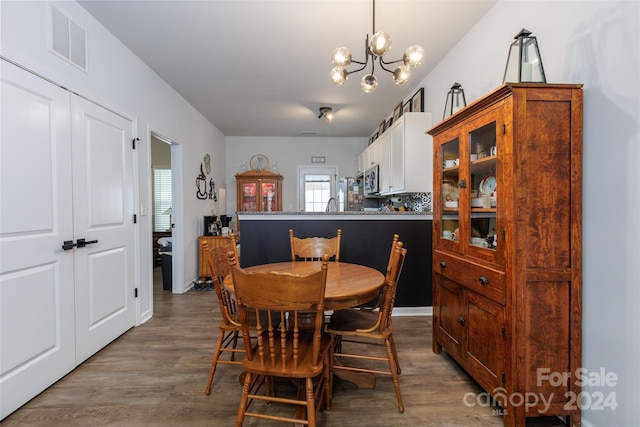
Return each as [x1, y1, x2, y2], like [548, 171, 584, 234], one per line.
[443, 82, 467, 120]
[503, 28, 546, 83]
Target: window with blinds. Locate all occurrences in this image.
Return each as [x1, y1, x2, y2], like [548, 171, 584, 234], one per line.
[153, 169, 172, 232]
[304, 174, 332, 212]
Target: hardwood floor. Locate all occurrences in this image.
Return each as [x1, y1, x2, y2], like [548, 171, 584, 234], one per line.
[3, 268, 567, 426]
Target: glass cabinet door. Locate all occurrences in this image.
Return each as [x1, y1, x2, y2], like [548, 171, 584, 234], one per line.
[260, 181, 278, 212]
[465, 110, 502, 261]
[438, 134, 461, 251]
[242, 182, 257, 211]
[435, 106, 503, 264]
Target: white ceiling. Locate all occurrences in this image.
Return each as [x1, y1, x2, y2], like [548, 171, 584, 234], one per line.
[79, 0, 496, 138]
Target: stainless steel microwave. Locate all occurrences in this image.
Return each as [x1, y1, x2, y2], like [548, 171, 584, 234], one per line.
[364, 165, 379, 195]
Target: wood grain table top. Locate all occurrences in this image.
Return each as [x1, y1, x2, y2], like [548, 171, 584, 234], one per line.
[224, 261, 385, 310]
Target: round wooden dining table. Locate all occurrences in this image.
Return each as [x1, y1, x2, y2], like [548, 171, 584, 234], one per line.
[223, 261, 385, 311]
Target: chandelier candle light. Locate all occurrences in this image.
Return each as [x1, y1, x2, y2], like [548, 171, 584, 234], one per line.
[330, 0, 424, 93]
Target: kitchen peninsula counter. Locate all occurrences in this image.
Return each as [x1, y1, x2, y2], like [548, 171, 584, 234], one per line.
[237, 211, 433, 307]
[238, 211, 432, 219]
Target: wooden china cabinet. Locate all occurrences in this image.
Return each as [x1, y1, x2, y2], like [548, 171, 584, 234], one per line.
[428, 84, 583, 427]
[235, 170, 283, 213]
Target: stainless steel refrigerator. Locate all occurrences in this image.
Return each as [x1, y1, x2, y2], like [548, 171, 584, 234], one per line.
[337, 177, 364, 211]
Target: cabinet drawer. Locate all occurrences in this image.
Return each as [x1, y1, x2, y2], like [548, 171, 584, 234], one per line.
[433, 250, 505, 304]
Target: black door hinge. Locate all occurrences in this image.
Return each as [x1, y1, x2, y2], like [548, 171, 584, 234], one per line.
[132, 137, 139, 149]
[502, 325, 506, 338]
[133, 214, 137, 224]
[501, 371, 505, 384]
[134, 288, 138, 298]
[502, 124, 506, 134]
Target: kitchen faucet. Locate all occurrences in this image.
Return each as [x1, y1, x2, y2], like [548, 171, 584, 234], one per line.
[325, 197, 338, 212]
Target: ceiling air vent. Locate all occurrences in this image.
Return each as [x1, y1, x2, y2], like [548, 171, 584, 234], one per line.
[50, 5, 87, 71]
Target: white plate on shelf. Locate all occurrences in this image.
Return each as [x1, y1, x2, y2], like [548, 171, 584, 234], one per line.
[444, 201, 458, 208]
[471, 198, 483, 208]
[479, 175, 497, 196]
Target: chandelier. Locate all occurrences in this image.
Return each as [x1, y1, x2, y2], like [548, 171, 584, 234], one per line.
[330, 0, 424, 93]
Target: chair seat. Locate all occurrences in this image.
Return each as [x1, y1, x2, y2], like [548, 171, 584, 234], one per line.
[327, 308, 379, 332]
[242, 332, 332, 379]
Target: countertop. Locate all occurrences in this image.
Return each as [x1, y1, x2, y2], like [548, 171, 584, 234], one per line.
[237, 211, 433, 220]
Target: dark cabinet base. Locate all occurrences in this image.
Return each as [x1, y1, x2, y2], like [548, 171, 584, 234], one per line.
[238, 218, 432, 307]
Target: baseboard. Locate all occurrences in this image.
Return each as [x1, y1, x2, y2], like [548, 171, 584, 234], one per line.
[392, 306, 432, 316]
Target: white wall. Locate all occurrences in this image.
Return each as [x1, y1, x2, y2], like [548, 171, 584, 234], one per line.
[225, 136, 367, 214]
[414, 1, 639, 426]
[1, 1, 227, 315]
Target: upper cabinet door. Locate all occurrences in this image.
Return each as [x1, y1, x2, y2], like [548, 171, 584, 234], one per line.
[464, 106, 504, 265]
[433, 104, 505, 266]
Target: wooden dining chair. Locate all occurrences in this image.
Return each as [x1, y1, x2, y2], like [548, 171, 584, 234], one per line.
[289, 228, 341, 261]
[327, 237, 407, 412]
[202, 236, 245, 395]
[229, 252, 333, 427]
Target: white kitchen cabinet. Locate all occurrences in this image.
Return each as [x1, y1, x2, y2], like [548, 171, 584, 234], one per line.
[378, 131, 391, 193]
[355, 151, 365, 177]
[380, 112, 433, 195]
[364, 138, 380, 170]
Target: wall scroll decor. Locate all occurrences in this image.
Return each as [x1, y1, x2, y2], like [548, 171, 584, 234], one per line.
[203, 153, 211, 174]
[197, 153, 215, 200]
[209, 178, 217, 201]
[311, 155, 326, 163]
[196, 162, 207, 199]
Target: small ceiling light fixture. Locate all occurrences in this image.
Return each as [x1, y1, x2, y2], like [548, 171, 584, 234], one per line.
[443, 82, 467, 120]
[330, 0, 424, 93]
[318, 107, 334, 121]
[502, 28, 546, 83]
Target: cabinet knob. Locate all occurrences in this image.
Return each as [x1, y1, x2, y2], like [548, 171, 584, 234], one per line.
[478, 275, 489, 286]
[457, 315, 465, 326]
[440, 261, 447, 268]
[457, 179, 466, 189]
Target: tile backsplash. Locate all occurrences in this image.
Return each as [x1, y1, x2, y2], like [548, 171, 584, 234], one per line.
[379, 192, 431, 212]
[406, 192, 432, 212]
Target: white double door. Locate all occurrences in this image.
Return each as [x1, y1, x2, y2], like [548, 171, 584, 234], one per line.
[0, 60, 136, 419]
